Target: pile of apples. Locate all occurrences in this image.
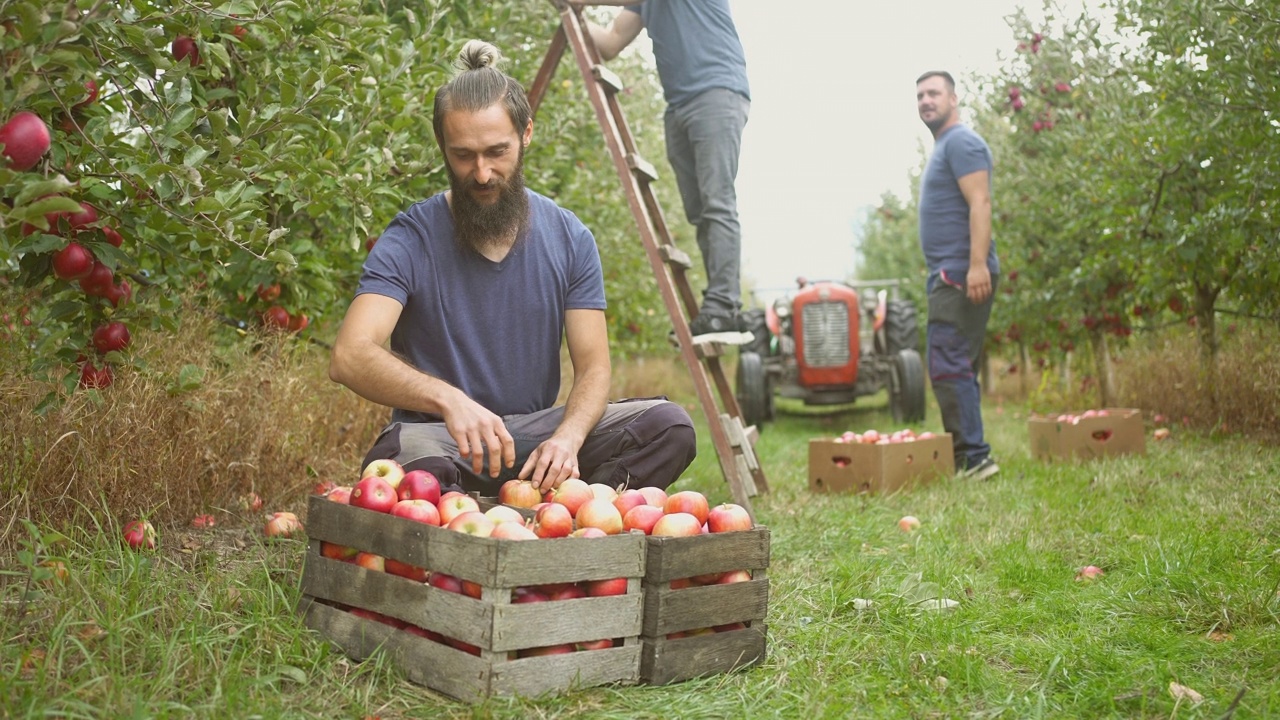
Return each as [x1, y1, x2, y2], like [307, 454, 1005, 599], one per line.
[1050, 409, 1111, 425]
[318, 459, 756, 655]
[832, 428, 936, 445]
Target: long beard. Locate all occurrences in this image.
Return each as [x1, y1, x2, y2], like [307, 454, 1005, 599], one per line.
[448, 154, 529, 255]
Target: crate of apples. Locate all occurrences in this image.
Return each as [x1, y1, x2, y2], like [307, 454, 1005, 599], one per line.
[1027, 408, 1145, 462]
[809, 429, 955, 495]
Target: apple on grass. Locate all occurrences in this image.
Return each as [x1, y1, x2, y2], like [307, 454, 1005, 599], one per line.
[397, 469, 440, 504]
[707, 503, 752, 533]
[498, 478, 543, 509]
[1075, 565, 1104, 581]
[898, 515, 921, 532]
[191, 514, 216, 528]
[263, 511, 302, 539]
[622, 504, 665, 535]
[351, 475, 398, 513]
[122, 519, 155, 550]
[664, 491, 710, 525]
[361, 458, 405, 489]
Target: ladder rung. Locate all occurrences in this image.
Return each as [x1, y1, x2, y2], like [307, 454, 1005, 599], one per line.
[658, 245, 692, 270]
[592, 64, 624, 93]
[745, 424, 759, 446]
[692, 340, 728, 359]
[627, 153, 659, 183]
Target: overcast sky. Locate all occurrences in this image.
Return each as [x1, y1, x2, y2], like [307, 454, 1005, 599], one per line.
[598, 0, 1091, 303]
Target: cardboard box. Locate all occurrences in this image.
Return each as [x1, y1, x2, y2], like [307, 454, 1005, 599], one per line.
[298, 495, 645, 702]
[639, 526, 770, 685]
[808, 434, 955, 494]
[1027, 408, 1145, 461]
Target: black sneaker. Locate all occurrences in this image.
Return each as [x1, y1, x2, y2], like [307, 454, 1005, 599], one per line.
[958, 457, 999, 481]
[688, 312, 753, 345]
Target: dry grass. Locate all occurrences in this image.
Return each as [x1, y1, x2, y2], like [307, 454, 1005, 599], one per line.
[0, 303, 388, 543]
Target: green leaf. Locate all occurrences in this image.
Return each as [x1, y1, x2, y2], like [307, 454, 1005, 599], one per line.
[183, 145, 211, 169]
[20, 196, 83, 225]
[165, 106, 197, 136]
[267, 249, 297, 268]
[15, 177, 75, 207]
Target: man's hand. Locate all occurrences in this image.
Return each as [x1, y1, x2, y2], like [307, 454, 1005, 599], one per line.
[519, 435, 582, 493]
[440, 393, 515, 479]
[966, 264, 993, 304]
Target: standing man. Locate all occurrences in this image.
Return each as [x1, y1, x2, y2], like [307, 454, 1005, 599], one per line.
[329, 40, 697, 496]
[582, 0, 751, 342]
[915, 71, 1000, 480]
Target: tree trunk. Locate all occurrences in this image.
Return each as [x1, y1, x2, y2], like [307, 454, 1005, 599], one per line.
[1087, 328, 1115, 408]
[1062, 350, 1073, 395]
[1193, 282, 1220, 414]
[1019, 341, 1030, 397]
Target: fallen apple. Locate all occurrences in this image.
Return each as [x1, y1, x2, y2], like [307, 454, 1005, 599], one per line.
[898, 515, 921, 532]
[264, 511, 302, 539]
[1075, 565, 1104, 581]
[122, 519, 156, 550]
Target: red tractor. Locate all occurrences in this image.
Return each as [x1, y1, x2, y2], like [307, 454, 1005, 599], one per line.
[735, 279, 926, 429]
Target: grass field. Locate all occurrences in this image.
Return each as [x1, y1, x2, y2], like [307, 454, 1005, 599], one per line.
[3, 389, 1278, 718]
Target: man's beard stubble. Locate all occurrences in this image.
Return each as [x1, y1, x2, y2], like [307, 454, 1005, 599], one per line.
[449, 153, 530, 256]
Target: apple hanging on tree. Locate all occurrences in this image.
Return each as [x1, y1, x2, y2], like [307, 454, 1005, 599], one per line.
[0, 111, 51, 171]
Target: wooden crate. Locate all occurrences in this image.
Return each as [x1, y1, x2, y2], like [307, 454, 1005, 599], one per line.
[298, 495, 646, 702]
[639, 526, 771, 684]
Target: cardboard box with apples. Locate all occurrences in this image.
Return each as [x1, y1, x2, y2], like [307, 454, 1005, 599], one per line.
[808, 431, 955, 495]
[638, 526, 771, 684]
[298, 494, 647, 702]
[1027, 408, 1145, 461]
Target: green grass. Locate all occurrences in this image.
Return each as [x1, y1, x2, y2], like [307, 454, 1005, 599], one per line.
[3, 391, 1279, 718]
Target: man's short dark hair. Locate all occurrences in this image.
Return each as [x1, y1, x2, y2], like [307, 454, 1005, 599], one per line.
[916, 71, 956, 90]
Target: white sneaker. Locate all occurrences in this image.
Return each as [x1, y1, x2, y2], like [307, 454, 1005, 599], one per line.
[959, 457, 999, 481]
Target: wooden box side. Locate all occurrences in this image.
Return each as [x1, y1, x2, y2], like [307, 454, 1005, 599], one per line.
[641, 577, 769, 636]
[644, 526, 771, 583]
[639, 623, 768, 685]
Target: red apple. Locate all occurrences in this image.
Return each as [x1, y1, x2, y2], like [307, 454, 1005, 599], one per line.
[518, 644, 575, 658]
[547, 477, 593, 517]
[390, 499, 441, 526]
[101, 226, 123, 247]
[491, 521, 538, 540]
[353, 552, 385, 572]
[588, 483, 618, 502]
[78, 361, 113, 389]
[92, 322, 130, 355]
[361, 458, 405, 489]
[714, 622, 748, 632]
[446, 511, 495, 537]
[512, 586, 550, 603]
[428, 572, 463, 594]
[612, 489, 647, 517]
[320, 541, 357, 562]
[171, 35, 200, 66]
[577, 639, 614, 651]
[461, 580, 483, 599]
[122, 519, 155, 550]
[484, 505, 526, 526]
[575, 498, 623, 535]
[66, 202, 98, 231]
[637, 486, 668, 507]
[256, 283, 281, 302]
[350, 475, 398, 513]
[498, 479, 542, 509]
[0, 111, 51, 171]
[569, 527, 608, 538]
[691, 571, 724, 585]
[669, 577, 695, 590]
[191, 514, 216, 528]
[716, 569, 752, 584]
[105, 281, 133, 309]
[664, 491, 710, 525]
[652, 512, 702, 537]
[1153, 428, 1171, 441]
[898, 515, 921, 532]
[261, 306, 289, 330]
[264, 511, 302, 539]
[326, 486, 352, 504]
[546, 584, 587, 602]
[397, 469, 441, 504]
[706, 503, 752, 533]
[78, 261, 114, 296]
[583, 577, 627, 597]
[52, 242, 95, 280]
[385, 558, 428, 582]
[239, 492, 263, 512]
[622, 505, 665, 535]
[312, 480, 337, 496]
[73, 79, 98, 110]
[1075, 565, 1104, 581]
[437, 493, 479, 525]
[532, 502, 573, 539]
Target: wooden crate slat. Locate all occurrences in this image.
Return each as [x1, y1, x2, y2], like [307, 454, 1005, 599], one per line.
[490, 595, 643, 652]
[490, 646, 641, 697]
[641, 578, 769, 636]
[640, 623, 768, 685]
[644, 527, 771, 582]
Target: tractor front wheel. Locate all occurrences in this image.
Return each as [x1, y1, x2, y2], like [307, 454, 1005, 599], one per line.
[736, 351, 773, 430]
[889, 348, 926, 423]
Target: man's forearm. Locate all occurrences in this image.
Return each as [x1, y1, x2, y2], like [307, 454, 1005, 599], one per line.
[969, 200, 993, 267]
[330, 341, 460, 416]
[553, 364, 610, 449]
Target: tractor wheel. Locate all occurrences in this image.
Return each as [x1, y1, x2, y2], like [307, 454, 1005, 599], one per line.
[736, 351, 772, 429]
[741, 308, 771, 356]
[890, 348, 926, 424]
[884, 299, 920, 355]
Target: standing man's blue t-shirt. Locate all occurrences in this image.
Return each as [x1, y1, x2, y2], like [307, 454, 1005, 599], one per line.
[356, 189, 606, 424]
[627, 0, 750, 107]
[919, 124, 999, 281]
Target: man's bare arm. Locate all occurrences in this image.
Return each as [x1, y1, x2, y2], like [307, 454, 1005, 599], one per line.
[581, 5, 644, 61]
[957, 170, 993, 304]
[329, 293, 515, 477]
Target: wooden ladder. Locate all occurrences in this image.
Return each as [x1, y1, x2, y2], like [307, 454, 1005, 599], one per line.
[527, 3, 769, 517]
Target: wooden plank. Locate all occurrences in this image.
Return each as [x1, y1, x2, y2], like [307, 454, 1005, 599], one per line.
[640, 623, 768, 685]
[490, 645, 641, 697]
[644, 527, 771, 582]
[691, 340, 727, 359]
[641, 579, 769, 636]
[591, 63, 624, 93]
[626, 152, 659, 183]
[490, 595, 642, 652]
[657, 244, 692, 270]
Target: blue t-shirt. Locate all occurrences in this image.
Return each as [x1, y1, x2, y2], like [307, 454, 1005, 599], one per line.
[918, 124, 998, 280]
[356, 190, 606, 423]
[628, 0, 750, 107]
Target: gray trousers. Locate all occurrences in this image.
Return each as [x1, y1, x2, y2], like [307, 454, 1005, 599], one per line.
[665, 88, 750, 316]
[361, 398, 697, 496]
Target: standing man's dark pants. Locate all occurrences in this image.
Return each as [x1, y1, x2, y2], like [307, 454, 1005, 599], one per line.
[927, 272, 996, 471]
[361, 398, 696, 496]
